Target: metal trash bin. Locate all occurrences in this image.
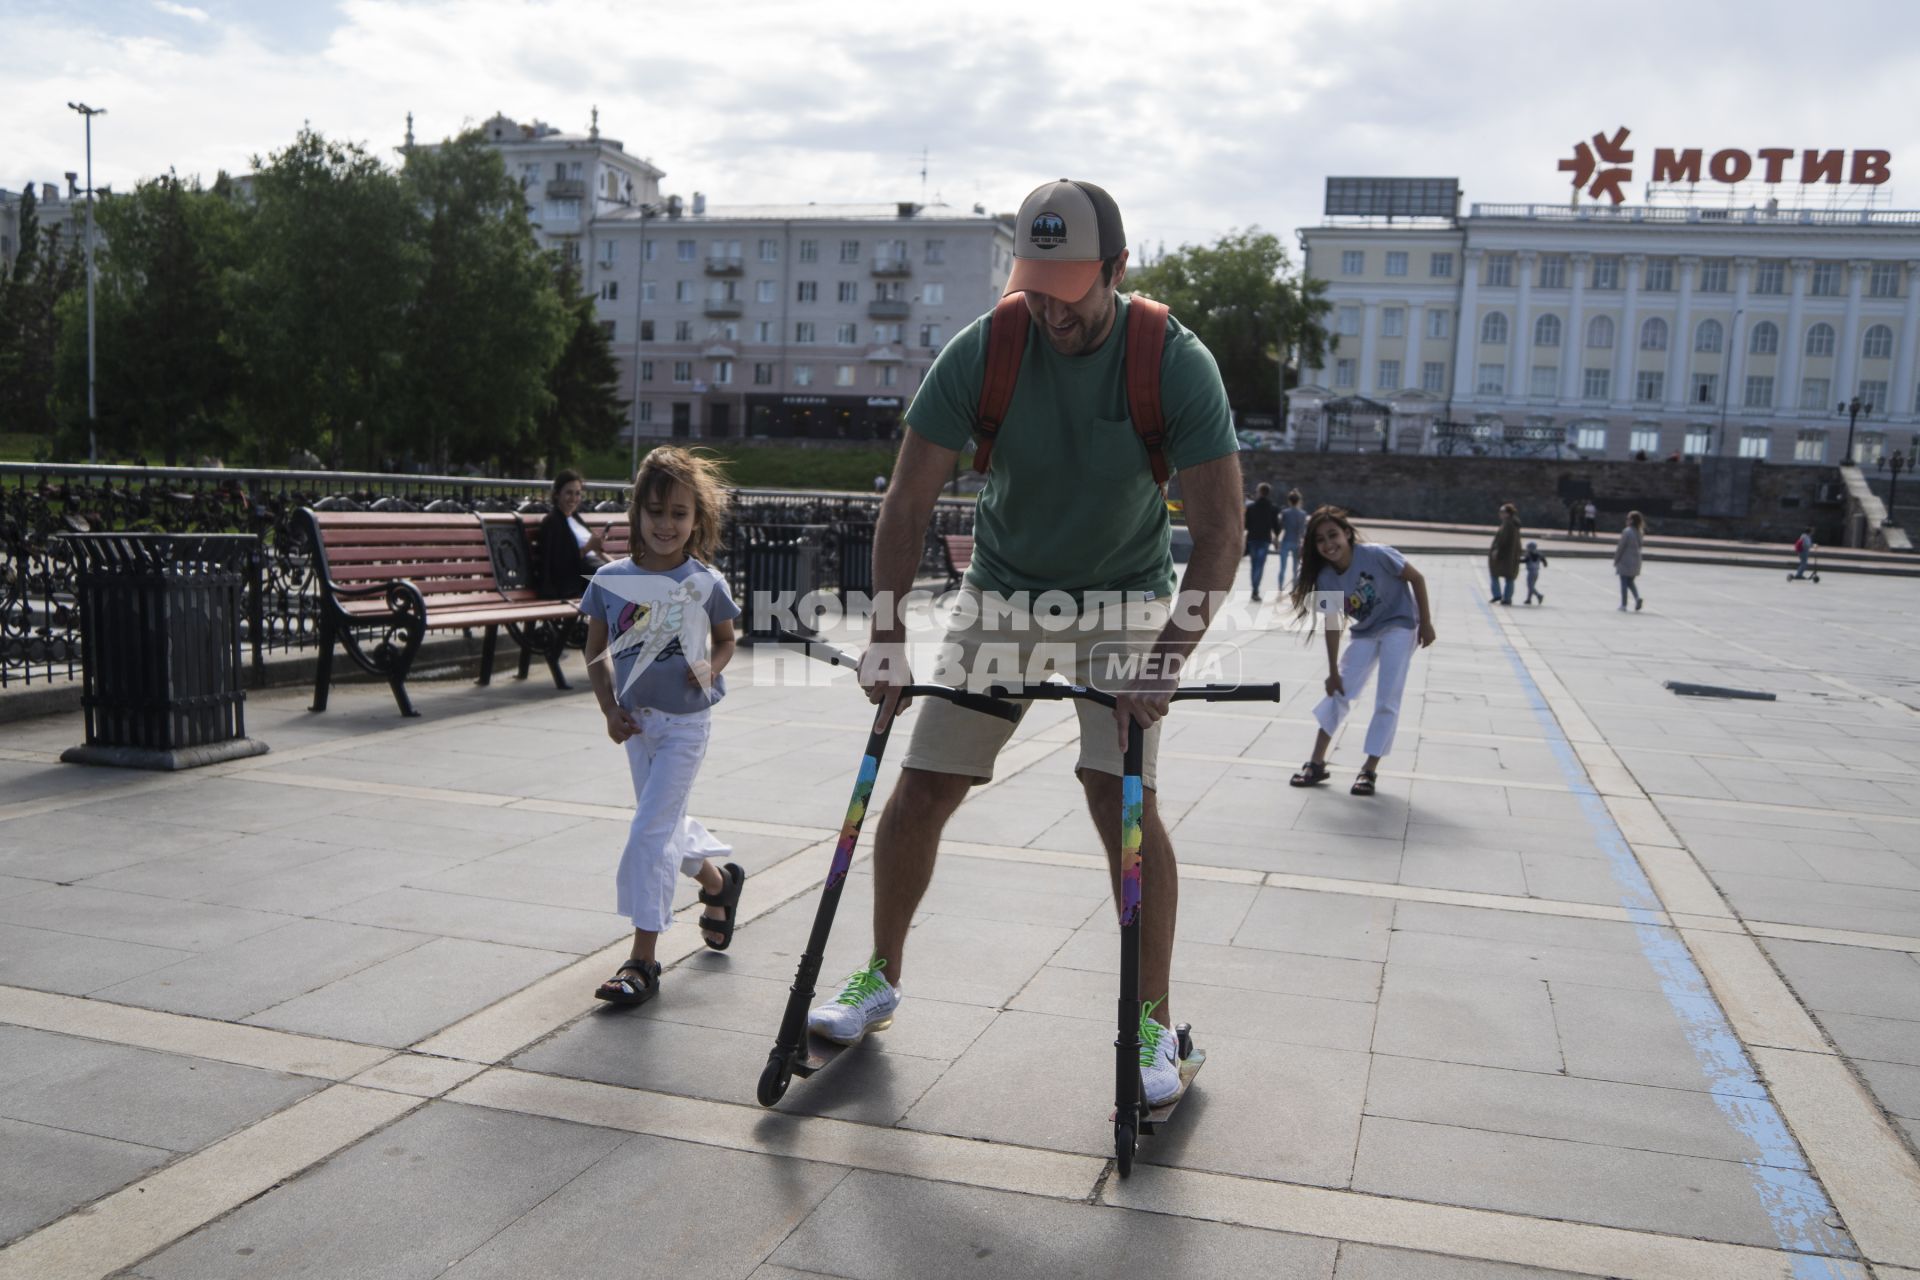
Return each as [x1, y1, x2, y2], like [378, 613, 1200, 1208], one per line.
[836, 520, 875, 606]
[738, 523, 825, 640]
[58, 534, 269, 770]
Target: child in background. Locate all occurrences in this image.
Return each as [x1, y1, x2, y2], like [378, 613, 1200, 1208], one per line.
[581, 447, 746, 1007]
[1286, 507, 1436, 797]
[1790, 528, 1815, 580]
[1523, 540, 1548, 604]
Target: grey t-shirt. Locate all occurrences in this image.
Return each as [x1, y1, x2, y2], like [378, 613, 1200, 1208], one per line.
[1279, 506, 1308, 543]
[578, 557, 740, 714]
[1316, 543, 1418, 637]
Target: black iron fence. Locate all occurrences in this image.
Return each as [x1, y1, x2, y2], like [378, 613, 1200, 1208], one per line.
[1, 463, 973, 688]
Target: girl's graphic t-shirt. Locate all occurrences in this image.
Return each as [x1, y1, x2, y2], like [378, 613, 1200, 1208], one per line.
[578, 557, 740, 714]
[1315, 543, 1418, 637]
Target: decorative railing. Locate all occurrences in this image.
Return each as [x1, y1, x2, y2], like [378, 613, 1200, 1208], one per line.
[0, 463, 973, 689]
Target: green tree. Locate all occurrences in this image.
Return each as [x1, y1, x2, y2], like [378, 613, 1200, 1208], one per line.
[51, 173, 246, 464]
[229, 129, 425, 468]
[1125, 229, 1331, 421]
[0, 217, 84, 442]
[529, 254, 628, 477]
[10, 184, 39, 283]
[397, 132, 568, 471]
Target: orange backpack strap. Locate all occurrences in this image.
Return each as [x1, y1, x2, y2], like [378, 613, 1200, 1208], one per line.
[973, 293, 1031, 474]
[1124, 297, 1171, 486]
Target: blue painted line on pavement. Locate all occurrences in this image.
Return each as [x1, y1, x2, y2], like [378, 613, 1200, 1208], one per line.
[1477, 594, 1860, 1275]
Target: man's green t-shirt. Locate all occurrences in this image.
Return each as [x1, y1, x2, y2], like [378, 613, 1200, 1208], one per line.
[906, 295, 1236, 599]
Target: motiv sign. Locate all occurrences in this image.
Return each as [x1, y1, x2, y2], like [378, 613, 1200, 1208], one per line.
[1559, 128, 1891, 205]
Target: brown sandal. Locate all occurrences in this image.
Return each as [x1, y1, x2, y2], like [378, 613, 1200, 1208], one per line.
[1290, 760, 1331, 787]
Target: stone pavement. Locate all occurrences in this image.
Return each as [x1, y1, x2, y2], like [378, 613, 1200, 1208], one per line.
[3, 554, 1920, 1278]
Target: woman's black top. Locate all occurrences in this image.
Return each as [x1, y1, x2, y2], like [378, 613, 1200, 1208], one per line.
[538, 509, 594, 599]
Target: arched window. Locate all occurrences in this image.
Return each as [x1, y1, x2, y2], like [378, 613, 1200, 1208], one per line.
[1805, 323, 1836, 357]
[1586, 315, 1615, 349]
[1481, 312, 1509, 345]
[1640, 317, 1669, 351]
[1749, 321, 1779, 355]
[1534, 314, 1562, 348]
[1863, 324, 1895, 360]
[1694, 319, 1723, 353]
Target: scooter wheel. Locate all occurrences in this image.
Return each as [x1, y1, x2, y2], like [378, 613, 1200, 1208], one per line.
[1175, 1023, 1194, 1061]
[1115, 1121, 1136, 1177]
[757, 1054, 791, 1108]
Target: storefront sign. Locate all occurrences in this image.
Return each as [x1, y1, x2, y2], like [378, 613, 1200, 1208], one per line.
[866, 397, 901, 408]
[1559, 127, 1891, 205]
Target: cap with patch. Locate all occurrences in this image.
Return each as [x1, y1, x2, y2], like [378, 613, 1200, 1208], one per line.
[1004, 179, 1126, 301]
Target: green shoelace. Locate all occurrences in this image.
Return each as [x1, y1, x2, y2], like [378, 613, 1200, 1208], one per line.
[835, 955, 889, 1006]
[1137, 998, 1168, 1069]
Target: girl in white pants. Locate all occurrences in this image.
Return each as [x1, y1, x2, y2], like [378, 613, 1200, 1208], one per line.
[1286, 507, 1436, 797]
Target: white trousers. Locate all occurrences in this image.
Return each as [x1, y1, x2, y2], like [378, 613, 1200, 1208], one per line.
[619, 708, 731, 932]
[1312, 625, 1418, 760]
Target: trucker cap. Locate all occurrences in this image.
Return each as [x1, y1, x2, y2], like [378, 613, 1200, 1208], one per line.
[1004, 179, 1127, 300]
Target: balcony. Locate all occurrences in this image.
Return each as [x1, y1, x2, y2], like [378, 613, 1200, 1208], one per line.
[871, 255, 912, 277]
[703, 298, 744, 318]
[545, 178, 585, 199]
[704, 254, 744, 276]
[868, 298, 911, 320]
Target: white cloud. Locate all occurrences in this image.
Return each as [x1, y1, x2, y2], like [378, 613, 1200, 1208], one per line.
[152, 1, 211, 22]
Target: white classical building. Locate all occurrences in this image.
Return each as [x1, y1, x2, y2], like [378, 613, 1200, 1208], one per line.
[1294, 199, 1920, 464]
[473, 113, 1013, 441]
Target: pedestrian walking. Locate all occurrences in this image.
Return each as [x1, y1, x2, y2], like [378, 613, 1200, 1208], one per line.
[1489, 502, 1522, 606]
[1583, 499, 1598, 538]
[1287, 507, 1436, 797]
[1276, 489, 1308, 594]
[581, 447, 748, 1007]
[1523, 540, 1548, 604]
[1244, 482, 1280, 601]
[1615, 510, 1646, 611]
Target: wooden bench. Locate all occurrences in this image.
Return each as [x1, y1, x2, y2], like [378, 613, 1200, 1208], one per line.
[304, 510, 580, 717]
[939, 534, 973, 595]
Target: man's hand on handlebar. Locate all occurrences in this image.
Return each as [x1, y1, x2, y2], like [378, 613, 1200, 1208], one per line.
[1113, 674, 1177, 752]
[859, 639, 915, 730]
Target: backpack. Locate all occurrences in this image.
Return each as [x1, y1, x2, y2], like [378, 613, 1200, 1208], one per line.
[1794, 533, 1811, 553]
[970, 292, 1171, 486]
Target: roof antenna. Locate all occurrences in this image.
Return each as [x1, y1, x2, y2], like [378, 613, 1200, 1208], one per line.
[404, 111, 414, 149]
[590, 105, 600, 140]
[920, 147, 928, 202]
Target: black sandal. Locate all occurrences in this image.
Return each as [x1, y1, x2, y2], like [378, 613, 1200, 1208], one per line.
[595, 959, 660, 1007]
[1350, 770, 1378, 797]
[697, 862, 747, 951]
[1289, 760, 1331, 787]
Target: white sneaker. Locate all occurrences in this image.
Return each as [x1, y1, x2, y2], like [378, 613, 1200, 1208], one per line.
[1139, 1001, 1183, 1106]
[807, 954, 900, 1045]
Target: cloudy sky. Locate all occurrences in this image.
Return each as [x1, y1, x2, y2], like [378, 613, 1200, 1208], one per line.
[11, 0, 1920, 266]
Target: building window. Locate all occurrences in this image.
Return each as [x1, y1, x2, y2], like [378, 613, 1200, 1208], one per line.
[1810, 262, 1842, 296]
[797, 281, 818, 303]
[1863, 325, 1895, 360]
[1635, 371, 1664, 402]
[673, 320, 692, 341]
[756, 280, 776, 304]
[795, 322, 815, 343]
[1430, 252, 1454, 278]
[672, 361, 692, 383]
[1486, 254, 1513, 287]
[637, 401, 654, 425]
[838, 281, 859, 303]
[1799, 376, 1832, 410]
[925, 239, 945, 264]
[753, 363, 773, 386]
[1694, 319, 1723, 353]
[562, 238, 582, 262]
[1591, 256, 1620, 290]
[1426, 310, 1450, 339]
[1870, 263, 1901, 298]
[1795, 430, 1827, 461]
[1684, 425, 1711, 456]
[642, 240, 658, 263]
[1644, 258, 1674, 292]
[1744, 375, 1775, 408]
[1334, 358, 1356, 388]
[835, 322, 857, 344]
[1805, 324, 1835, 357]
[674, 239, 695, 262]
[798, 240, 818, 263]
[1582, 368, 1611, 400]
[1341, 250, 1364, 275]
[757, 238, 779, 262]
[640, 281, 657, 303]
[674, 280, 693, 303]
[1640, 317, 1668, 351]
[1476, 363, 1506, 395]
[1377, 359, 1401, 390]
[834, 364, 856, 386]
[1858, 432, 1886, 465]
[1421, 361, 1446, 392]
[1534, 314, 1561, 348]
[1752, 261, 1784, 295]
[1739, 428, 1771, 459]
[919, 323, 942, 348]
[1538, 255, 1567, 289]
[639, 319, 655, 342]
[839, 239, 861, 263]
[1749, 321, 1779, 355]
[794, 365, 813, 387]
[1860, 379, 1890, 411]
[1698, 259, 1730, 293]
[1630, 426, 1660, 454]
[877, 365, 899, 388]
[1530, 365, 1558, 397]
[600, 280, 619, 301]
[1335, 305, 1360, 337]
[923, 283, 944, 305]
[1380, 308, 1405, 338]
[1690, 373, 1719, 407]
[1480, 312, 1509, 345]
[1586, 315, 1615, 349]
[1576, 423, 1608, 452]
[1385, 251, 1408, 277]
[754, 320, 773, 342]
[712, 360, 733, 385]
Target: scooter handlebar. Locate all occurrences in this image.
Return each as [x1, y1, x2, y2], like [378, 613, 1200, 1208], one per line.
[1172, 682, 1282, 704]
[772, 633, 1020, 724]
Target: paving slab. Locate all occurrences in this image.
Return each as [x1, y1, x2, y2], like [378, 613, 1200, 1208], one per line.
[1370, 964, 1562, 1074]
[0, 1114, 170, 1245]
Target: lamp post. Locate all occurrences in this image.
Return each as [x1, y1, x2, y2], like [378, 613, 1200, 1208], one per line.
[1837, 394, 1871, 466]
[1715, 309, 1742, 457]
[67, 101, 106, 463]
[1888, 450, 1906, 527]
[630, 202, 659, 482]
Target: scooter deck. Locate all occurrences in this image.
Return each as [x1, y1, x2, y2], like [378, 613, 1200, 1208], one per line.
[792, 1029, 873, 1078]
[1112, 1049, 1206, 1127]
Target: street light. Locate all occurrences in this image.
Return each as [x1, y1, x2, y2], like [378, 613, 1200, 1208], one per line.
[630, 202, 659, 481]
[67, 101, 106, 463]
[1888, 450, 1906, 527]
[1837, 394, 1871, 467]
